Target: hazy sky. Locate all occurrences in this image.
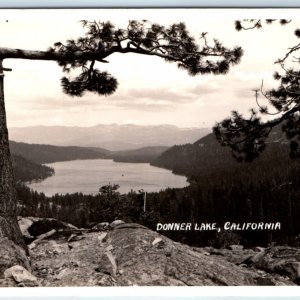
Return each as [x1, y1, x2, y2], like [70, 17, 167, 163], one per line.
[1, 9, 299, 128]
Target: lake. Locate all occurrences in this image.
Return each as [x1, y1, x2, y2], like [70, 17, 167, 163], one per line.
[27, 159, 189, 196]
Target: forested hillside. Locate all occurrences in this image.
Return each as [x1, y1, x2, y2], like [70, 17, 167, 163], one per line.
[10, 120, 300, 248]
[112, 146, 169, 163]
[14, 127, 300, 248]
[11, 154, 54, 183]
[9, 141, 111, 164]
[10, 140, 168, 165]
[147, 128, 300, 246]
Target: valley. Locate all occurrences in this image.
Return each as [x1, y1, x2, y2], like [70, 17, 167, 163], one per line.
[11, 125, 300, 249]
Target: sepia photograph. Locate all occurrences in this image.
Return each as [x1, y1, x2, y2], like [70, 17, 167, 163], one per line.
[1, 8, 300, 287]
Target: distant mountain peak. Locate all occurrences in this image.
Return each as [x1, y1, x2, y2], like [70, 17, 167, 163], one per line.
[9, 124, 210, 151]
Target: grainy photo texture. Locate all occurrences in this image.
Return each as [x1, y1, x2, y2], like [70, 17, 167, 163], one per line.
[0, 9, 300, 287]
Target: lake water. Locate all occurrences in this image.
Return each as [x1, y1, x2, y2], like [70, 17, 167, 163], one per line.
[27, 159, 189, 196]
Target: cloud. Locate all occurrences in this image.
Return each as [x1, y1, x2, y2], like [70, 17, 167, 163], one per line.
[4, 12, 298, 128]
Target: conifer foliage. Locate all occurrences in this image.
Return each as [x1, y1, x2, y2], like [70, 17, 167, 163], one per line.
[214, 20, 300, 161]
[48, 20, 243, 97]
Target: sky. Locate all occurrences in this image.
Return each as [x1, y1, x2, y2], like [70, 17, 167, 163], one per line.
[1, 9, 300, 128]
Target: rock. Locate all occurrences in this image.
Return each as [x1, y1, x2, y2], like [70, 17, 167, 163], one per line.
[18, 218, 34, 240]
[47, 240, 68, 255]
[28, 242, 37, 250]
[92, 222, 109, 230]
[18, 217, 78, 241]
[205, 247, 255, 265]
[96, 251, 117, 276]
[256, 276, 276, 286]
[0, 277, 18, 287]
[110, 220, 125, 228]
[4, 265, 39, 287]
[105, 251, 118, 276]
[17, 281, 39, 287]
[228, 245, 244, 251]
[28, 230, 58, 250]
[0, 238, 30, 275]
[96, 274, 117, 286]
[97, 232, 108, 243]
[152, 237, 163, 246]
[101, 225, 292, 286]
[55, 268, 71, 280]
[244, 249, 266, 265]
[105, 245, 114, 252]
[250, 246, 300, 283]
[11, 218, 295, 287]
[254, 246, 265, 252]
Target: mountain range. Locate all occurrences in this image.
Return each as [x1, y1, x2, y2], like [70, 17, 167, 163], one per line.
[8, 124, 210, 151]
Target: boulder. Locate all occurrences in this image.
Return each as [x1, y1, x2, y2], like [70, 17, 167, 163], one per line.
[152, 237, 163, 246]
[228, 245, 244, 251]
[110, 220, 125, 228]
[18, 217, 78, 242]
[18, 218, 34, 240]
[205, 247, 255, 265]
[4, 265, 39, 287]
[92, 222, 110, 230]
[250, 246, 300, 283]
[100, 225, 292, 286]
[254, 246, 265, 252]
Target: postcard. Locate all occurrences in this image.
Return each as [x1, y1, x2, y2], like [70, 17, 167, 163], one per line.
[0, 8, 300, 289]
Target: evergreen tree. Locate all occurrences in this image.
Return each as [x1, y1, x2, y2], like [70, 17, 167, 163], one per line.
[214, 20, 300, 161]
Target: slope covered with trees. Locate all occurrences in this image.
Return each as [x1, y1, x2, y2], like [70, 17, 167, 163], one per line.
[14, 128, 300, 248]
[11, 154, 54, 183]
[111, 146, 169, 163]
[10, 140, 168, 165]
[9, 141, 111, 164]
[148, 128, 300, 246]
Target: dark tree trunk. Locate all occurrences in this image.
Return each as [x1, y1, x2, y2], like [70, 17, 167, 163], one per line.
[0, 60, 26, 251]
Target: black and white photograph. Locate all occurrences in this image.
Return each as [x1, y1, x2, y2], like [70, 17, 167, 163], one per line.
[1, 8, 300, 287]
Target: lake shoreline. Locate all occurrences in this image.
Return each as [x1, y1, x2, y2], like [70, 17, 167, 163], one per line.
[27, 158, 189, 197]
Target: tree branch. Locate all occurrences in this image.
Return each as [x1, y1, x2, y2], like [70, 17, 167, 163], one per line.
[0, 47, 106, 62]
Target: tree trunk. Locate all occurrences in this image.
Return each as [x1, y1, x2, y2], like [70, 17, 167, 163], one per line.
[0, 60, 26, 251]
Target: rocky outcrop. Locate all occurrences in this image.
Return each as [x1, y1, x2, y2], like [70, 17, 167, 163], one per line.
[249, 246, 300, 284]
[4, 265, 39, 287]
[18, 217, 78, 243]
[0, 218, 298, 287]
[23, 222, 294, 286]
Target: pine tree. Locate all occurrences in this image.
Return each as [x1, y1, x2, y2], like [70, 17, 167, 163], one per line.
[214, 20, 300, 161]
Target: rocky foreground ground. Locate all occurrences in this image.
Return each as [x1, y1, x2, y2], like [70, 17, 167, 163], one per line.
[0, 217, 300, 286]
